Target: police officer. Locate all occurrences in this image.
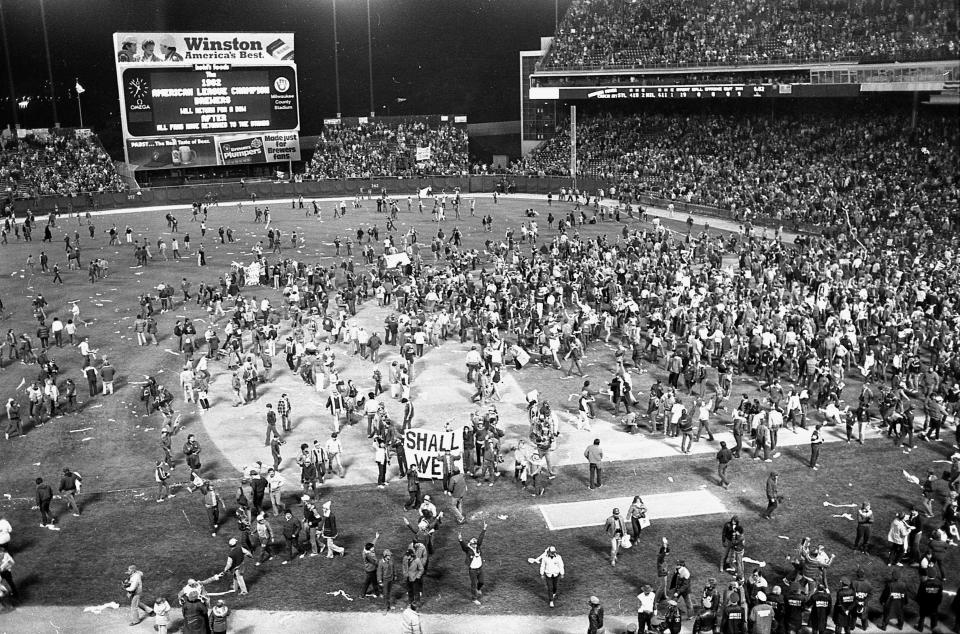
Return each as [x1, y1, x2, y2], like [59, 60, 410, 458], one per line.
[851, 567, 873, 631]
[833, 577, 857, 634]
[719, 595, 747, 634]
[806, 582, 832, 634]
[915, 572, 944, 632]
[880, 570, 908, 630]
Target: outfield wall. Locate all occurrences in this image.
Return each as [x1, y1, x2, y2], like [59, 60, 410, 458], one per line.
[8, 175, 819, 234]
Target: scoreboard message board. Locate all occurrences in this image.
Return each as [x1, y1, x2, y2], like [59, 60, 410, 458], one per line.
[122, 64, 299, 137]
[114, 32, 301, 170]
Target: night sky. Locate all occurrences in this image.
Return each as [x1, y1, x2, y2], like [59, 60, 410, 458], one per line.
[0, 0, 568, 133]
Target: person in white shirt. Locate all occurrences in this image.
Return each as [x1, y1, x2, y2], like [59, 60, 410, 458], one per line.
[265, 468, 285, 516]
[179, 365, 195, 403]
[637, 583, 657, 632]
[534, 546, 565, 607]
[325, 433, 344, 478]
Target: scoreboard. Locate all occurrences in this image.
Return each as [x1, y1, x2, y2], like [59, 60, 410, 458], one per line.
[114, 32, 301, 170]
[122, 64, 299, 138]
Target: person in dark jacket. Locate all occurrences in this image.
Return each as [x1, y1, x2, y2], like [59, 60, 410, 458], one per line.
[806, 582, 832, 634]
[179, 587, 209, 634]
[851, 567, 873, 631]
[761, 472, 780, 520]
[280, 510, 301, 563]
[35, 477, 56, 528]
[404, 466, 421, 510]
[833, 577, 857, 634]
[719, 595, 747, 634]
[880, 570, 908, 630]
[587, 595, 604, 634]
[669, 560, 693, 617]
[360, 533, 381, 598]
[916, 572, 943, 632]
[320, 500, 345, 558]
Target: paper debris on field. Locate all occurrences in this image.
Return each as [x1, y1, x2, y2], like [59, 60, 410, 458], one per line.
[81, 437, 93, 442]
[667, 476, 674, 482]
[68, 427, 93, 433]
[33, 462, 40, 466]
[777, 535, 791, 540]
[16, 378, 25, 390]
[832, 513, 855, 521]
[325, 590, 354, 601]
[497, 514, 508, 520]
[164, 349, 181, 355]
[902, 470, 921, 486]
[2, 494, 10, 499]
[83, 602, 119, 614]
[742, 556, 766, 567]
[823, 501, 857, 508]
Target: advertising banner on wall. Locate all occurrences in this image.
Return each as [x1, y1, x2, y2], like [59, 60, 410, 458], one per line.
[127, 132, 299, 171]
[113, 32, 294, 66]
[217, 131, 300, 165]
[403, 429, 462, 480]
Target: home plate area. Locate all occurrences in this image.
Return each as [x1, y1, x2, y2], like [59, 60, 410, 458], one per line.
[538, 490, 728, 531]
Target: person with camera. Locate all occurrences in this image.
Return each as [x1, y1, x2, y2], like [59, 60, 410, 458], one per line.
[122, 564, 154, 625]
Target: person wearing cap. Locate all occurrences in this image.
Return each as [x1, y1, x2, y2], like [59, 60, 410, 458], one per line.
[280, 509, 301, 564]
[253, 513, 273, 566]
[637, 583, 656, 633]
[916, 570, 944, 632]
[806, 582, 832, 634]
[880, 569, 908, 630]
[123, 564, 154, 625]
[321, 500, 345, 558]
[832, 577, 856, 634]
[536, 545, 565, 607]
[748, 590, 774, 634]
[587, 595, 604, 634]
[458, 522, 487, 605]
[210, 599, 229, 634]
[465, 345, 482, 382]
[221, 537, 249, 595]
[158, 35, 183, 62]
[377, 547, 398, 610]
[604, 508, 627, 566]
[401, 545, 425, 605]
[117, 36, 137, 63]
[669, 559, 693, 617]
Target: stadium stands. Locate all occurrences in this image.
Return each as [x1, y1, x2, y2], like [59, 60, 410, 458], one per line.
[542, 0, 960, 70]
[520, 107, 959, 229]
[306, 118, 469, 179]
[0, 131, 127, 199]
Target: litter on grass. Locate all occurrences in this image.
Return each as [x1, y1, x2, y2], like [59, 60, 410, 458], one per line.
[68, 427, 93, 433]
[325, 590, 354, 601]
[83, 602, 120, 614]
[823, 501, 857, 508]
[832, 513, 855, 521]
[902, 470, 921, 486]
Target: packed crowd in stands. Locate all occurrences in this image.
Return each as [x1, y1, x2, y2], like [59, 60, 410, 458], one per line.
[542, 0, 959, 69]
[518, 107, 959, 230]
[0, 132, 127, 199]
[306, 120, 469, 179]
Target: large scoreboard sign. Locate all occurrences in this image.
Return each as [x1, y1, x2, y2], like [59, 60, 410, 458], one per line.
[114, 32, 300, 170]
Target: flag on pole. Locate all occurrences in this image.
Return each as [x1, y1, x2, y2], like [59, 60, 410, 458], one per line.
[75, 80, 85, 95]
